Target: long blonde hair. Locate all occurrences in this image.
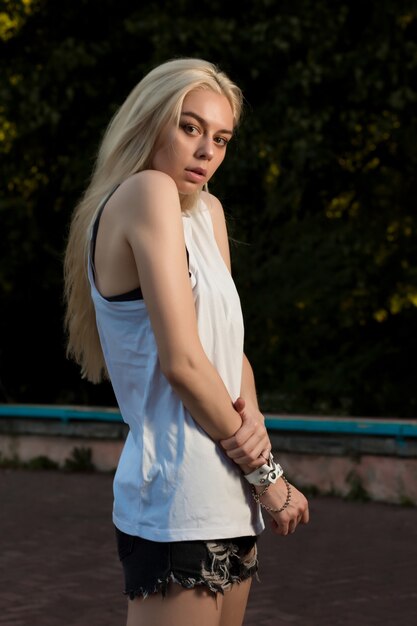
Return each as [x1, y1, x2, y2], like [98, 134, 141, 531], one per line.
[63, 57, 243, 383]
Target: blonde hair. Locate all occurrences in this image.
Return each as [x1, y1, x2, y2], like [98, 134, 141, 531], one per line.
[63, 57, 243, 382]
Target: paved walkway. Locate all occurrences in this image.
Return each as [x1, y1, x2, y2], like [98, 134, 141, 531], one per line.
[1, 469, 416, 626]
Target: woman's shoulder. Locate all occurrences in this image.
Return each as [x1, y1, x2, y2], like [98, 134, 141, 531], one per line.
[109, 171, 181, 223]
[200, 191, 231, 270]
[120, 170, 179, 199]
[200, 190, 228, 231]
[200, 190, 224, 215]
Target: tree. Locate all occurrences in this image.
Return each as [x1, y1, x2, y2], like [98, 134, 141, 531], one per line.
[1, 0, 416, 415]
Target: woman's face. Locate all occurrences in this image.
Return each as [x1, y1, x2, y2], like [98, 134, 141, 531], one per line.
[151, 89, 235, 194]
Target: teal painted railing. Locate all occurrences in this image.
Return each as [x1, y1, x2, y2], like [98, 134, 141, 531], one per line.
[264, 416, 417, 438]
[1, 404, 416, 438]
[0, 404, 121, 423]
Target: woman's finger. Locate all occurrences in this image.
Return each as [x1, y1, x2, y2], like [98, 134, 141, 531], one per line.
[232, 396, 246, 413]
[271, 518, 289, 536]
[288, 519, 298, 534]
[224, 432, 270, 460]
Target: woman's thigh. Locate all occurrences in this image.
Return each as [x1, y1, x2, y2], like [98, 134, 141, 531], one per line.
[125, 578, 252, 626]
[117, 529, 258, 626]
[126, 583, 224, 626]
[220, 577, 252, 626]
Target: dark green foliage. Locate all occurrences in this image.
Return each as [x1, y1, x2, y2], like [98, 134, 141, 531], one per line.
[399, 495, 416, 507]
[26, 454, 59, 469]
[0, 452, 21, 468]
[346, 470, 371, 502]
[0, 0, 416, 416]
[0, 451, 58, 469]
[64, 446, 95, 472]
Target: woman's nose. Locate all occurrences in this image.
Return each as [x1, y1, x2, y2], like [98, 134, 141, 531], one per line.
[195, 136, 213, 160]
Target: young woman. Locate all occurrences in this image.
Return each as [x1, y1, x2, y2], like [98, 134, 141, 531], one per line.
[64, 57, 309, 626]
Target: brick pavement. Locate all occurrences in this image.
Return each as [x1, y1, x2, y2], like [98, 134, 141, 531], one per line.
[1, 468, 416, 626]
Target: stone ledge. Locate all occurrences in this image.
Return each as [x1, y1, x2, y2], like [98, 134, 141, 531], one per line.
[1, 407, 417, 505]
[279, 451, 417, 505]
[1, 416, 416, 458]
[270, 431, 417, 457]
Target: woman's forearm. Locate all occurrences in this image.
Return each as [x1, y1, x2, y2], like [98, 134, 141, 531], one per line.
[219, 354, 271, 469]
[165, 354, 244, 442]
[166, 352, 268, 473]
[240, 353, 260, 413]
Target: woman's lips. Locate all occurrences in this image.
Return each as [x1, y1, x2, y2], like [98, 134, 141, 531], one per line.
[185, 168, 207, 183]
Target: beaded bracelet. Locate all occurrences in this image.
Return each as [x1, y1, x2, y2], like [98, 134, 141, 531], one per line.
[251, 476, 292, 513]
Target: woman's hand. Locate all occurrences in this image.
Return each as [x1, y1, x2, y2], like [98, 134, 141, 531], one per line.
[220, 397, 272, 468]
[222, 397, 310, 536]
[254, 478, 310, 536]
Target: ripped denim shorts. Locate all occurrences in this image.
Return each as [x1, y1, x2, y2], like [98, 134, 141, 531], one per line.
[115, 526, 259, 599]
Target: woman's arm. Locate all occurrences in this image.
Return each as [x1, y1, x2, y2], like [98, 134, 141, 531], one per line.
[221, 355, 272, 465]
[206, 189, 309, 535]
[117, 172, 260, 451]
[206, 191, 271, 462]
[241, 352, 260, 412]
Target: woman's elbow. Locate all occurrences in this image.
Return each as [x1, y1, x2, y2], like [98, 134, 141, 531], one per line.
[160, 354, 202, 389]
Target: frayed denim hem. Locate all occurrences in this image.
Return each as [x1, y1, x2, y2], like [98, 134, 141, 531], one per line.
[124, 541, 259, 600]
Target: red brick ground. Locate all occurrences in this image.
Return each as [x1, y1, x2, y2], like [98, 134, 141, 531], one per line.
[1, 468, 416, 625]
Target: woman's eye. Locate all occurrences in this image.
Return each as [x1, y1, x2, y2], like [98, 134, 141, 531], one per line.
[182, 123, 199, 135]
[214, 136, 229, 147]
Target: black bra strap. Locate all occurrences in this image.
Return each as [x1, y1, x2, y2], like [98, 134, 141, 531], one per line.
[91, 184, 190, 302]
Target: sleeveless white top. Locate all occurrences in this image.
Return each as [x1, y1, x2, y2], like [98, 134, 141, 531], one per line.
[88, 196, 265, 541]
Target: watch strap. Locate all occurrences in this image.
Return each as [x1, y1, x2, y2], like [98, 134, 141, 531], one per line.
[244, 457, 283, 486]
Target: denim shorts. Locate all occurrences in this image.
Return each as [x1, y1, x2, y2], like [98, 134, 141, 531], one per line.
[115, 526, 259, 599]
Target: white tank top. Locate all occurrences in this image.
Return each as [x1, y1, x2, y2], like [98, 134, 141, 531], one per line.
[88, 195, 265, 541]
